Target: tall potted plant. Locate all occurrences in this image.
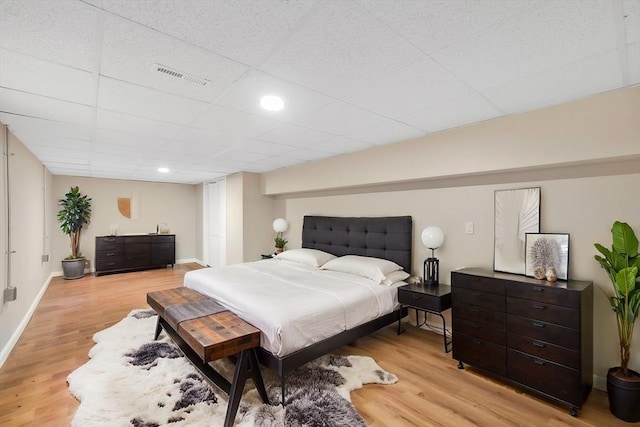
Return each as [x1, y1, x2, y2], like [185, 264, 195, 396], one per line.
[594, 221, 640, 422]
[57, 186, 92, 279]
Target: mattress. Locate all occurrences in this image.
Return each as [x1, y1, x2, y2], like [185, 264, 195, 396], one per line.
[183, 258, 402, 356]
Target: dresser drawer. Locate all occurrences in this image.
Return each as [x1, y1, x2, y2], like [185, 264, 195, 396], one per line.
[454, 333, 506, 376]
[507, 297, 579, 329]
[152, 234, 175, 243]
[454, 317, 505, 345]
[452, 271, 505, 294]
[96, 237, 123, 251]
[507, 333, 579, 368]
[508, 349, 580, 406]
[506, 283, 580, 309]
[96, 258, 124, 271]
[95, 249, 123, 261]
[454, 303, 505, 328]
[507, 314, 580, 350]
[453, 287, 505, 311]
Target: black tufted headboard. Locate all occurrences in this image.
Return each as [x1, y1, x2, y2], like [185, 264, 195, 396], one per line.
[301, 215, 413, 273]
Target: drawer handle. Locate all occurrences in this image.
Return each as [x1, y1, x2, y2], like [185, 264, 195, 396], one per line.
[412, 295, 421, 300]
[472, 339, 482, 345]
[471, 292, 481, 297]
[532, 321, 545, 328]
[534, 359, 545, 365]
[106, 253, 115, 257]
[533, 287, 544, 292]
[470, 324, 481, 328]
[533, 304, 545, 310]
[469, 308, 480, 312]
[533, 340, 545, 348]
[106, 262, 116, 266]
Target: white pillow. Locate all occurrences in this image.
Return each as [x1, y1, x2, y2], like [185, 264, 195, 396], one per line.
[320, 255, 403, 283]
[275, 248, 337, 268]
[381, 270, 410, 286]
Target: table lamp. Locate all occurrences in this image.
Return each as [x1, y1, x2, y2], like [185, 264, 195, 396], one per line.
[422, 226, 445, 286]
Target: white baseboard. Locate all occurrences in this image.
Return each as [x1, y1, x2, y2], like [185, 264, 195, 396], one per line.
[177, 258, 207, 266]
[0, 273, 55, 368]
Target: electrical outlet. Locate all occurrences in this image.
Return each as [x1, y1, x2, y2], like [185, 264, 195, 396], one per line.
[84, 259, 90, 268]
[4, 287, 17, 302]
[42, 254, 49, 262]
[465, 221, 474, 234]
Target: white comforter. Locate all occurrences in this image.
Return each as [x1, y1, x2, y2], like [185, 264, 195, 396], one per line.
[183, 259, 400, 356]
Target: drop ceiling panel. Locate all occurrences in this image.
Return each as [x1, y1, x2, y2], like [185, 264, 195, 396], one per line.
[94, 128, 170, 151]
[341, 57, 472, 120]
[0, 113, 93, 141]
[357, 0, 537, 55]
[258, 124, 332, 147]
[260, 0, 424, 97]
[483, 49, 629, 114]
[100, 14, 248, 103]
[233, 139, 296, 156]
[191, 106, 282, 138]
[96, 109, 185, 139]
[88, 0, 318, 67]
[281, 148, 329, 161]
[315, 136, 373, 154]
[216, 70, 334, 121]
[98, 77, 209, 124]
[0, 49, 95, 105]
[0, 0, 99, 71]
[0, 88, 94, 127]
[401, 92, 503, 133]
[432, 0, 620, 91]
[345, 120, 426, 146]
[170, 126, 244, 149]
[293, 101, 388, 135]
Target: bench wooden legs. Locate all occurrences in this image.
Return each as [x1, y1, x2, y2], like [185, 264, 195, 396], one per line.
[155, 317, 269, 426]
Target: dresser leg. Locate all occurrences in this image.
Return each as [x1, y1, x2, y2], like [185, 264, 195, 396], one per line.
[569, 407, 578, 417]
[457, 361, 464, 369]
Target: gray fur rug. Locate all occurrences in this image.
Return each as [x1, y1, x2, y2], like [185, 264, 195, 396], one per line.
[67, 309, 397, 426]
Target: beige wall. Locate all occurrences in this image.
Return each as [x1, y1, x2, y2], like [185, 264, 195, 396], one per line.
[51, 176, 198, 271]
[261, 86, 640, 391]
[0, 124, 54, 364]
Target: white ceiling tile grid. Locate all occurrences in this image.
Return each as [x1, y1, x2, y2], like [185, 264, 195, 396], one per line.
[0, 0, 637, 184]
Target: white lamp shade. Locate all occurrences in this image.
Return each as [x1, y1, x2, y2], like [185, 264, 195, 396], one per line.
[421, 226, 444, 249]
[273, 218, 288, 233]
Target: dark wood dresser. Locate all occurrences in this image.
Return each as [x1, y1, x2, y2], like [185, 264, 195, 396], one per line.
[95, 234, 175, 276]
[451, 268, 593, 416]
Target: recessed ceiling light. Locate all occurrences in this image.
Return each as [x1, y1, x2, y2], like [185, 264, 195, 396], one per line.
[260, 95, 284, 111]
[158, 167, 170, 173]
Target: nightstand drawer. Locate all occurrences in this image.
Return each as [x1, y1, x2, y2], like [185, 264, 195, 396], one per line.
[398, 288, 451, 312]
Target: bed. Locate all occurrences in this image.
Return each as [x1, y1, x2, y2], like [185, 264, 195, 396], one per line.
[184, 215, 412, 398]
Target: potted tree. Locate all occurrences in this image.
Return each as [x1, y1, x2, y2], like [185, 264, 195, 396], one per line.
[274, 235, 288, 254]
[594, 221, 640, 422]
[57, 186, 92, 279]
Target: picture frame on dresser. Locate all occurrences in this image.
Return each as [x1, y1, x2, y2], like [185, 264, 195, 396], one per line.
[525, 233, 570, 281]
[493, 187, 540, 275]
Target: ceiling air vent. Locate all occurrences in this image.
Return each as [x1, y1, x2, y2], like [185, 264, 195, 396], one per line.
[153, 64, 209, 86]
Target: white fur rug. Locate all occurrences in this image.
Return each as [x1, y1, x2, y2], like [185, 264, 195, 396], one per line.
[67, 309, 397, 427]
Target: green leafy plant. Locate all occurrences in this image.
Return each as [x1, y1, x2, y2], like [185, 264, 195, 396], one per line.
[57, 186, 92, 259]
[594, 221, 640, 377]
[274, 233, 287, 249]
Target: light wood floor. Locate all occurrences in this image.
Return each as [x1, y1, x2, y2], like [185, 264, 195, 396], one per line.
[0, 265, 626, 426]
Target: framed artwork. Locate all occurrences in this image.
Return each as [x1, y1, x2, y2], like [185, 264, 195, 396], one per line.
[525, 233, 570, 281]
[494, 187, 540, 275]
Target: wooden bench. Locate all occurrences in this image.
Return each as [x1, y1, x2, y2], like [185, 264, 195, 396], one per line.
[147, 287, 269, 427]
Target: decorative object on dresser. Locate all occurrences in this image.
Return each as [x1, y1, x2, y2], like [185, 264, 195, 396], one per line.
[525, 233, 570, 281]
[398, 283, 452, 352]
[94, 234, 175, 276]
[272, 217, 288, 254]
[494, 187, 540, 275]
[451, 268, 593, 417]
[593, 221, 640, 423]
[421, 226, 445, 286]
[57, 186, 92, 279]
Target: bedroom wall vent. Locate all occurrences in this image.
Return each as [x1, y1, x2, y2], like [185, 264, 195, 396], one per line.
[153, 64, 209, 86]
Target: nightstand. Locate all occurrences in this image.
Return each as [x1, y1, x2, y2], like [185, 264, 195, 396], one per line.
[398, 283, 452, 353]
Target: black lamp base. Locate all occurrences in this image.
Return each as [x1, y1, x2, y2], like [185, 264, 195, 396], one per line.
[423, 257, 439, 286]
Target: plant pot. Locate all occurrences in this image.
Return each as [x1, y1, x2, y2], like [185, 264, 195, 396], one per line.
[62, 258, 86, 280]
[275, 247, 283, 254]
[607, 367, 640, 423]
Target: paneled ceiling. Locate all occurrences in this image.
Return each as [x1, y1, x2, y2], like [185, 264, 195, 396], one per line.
[1, 0, 638, 184]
